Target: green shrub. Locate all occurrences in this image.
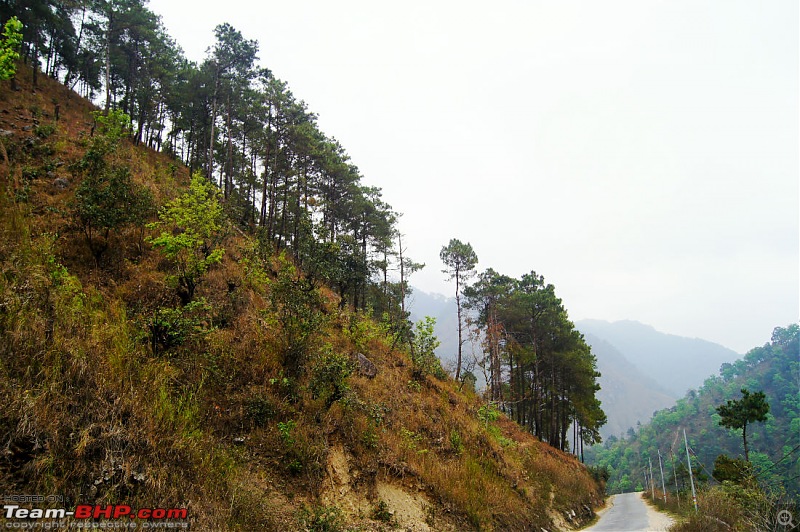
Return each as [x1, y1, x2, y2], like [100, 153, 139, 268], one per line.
[147, 298, 213, 356]
[411, 316, 445, 380]
[266, 255, 325, 376]
[372, 500, 393, 523]
[477, 403, 501, 425]
[245, 396, 275, 427]
[34, 124, 55, 139]
[450, 429, 464, 455]
[309, 348, 354, 407]
[277, 420, 296, 447]
[299, 505, 344, 532]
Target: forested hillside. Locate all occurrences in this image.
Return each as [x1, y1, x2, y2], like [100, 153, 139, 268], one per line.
[0, 4, 607, 530]
[586, 324, 799, 499]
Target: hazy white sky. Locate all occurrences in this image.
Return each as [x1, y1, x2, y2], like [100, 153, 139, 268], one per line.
[150, 0, 799, 353]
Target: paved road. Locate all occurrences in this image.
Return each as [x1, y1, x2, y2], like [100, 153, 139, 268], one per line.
[585, 492, 673, 532]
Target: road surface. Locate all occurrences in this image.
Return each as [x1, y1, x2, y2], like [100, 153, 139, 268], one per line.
[584, 492, 673, 532]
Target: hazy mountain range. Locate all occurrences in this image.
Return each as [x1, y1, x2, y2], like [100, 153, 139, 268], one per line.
[408, 289, 741, 439]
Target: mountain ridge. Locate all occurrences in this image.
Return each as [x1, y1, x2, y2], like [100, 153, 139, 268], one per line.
[575, 319, 741, 397]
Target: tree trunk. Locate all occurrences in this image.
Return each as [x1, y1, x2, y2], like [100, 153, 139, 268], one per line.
[207, 65, 219, 182]
[743, 422, 749, 462]
[455, 268, 463, 381]
[224, 93, 233, 198]
[104, 7, 112, 112]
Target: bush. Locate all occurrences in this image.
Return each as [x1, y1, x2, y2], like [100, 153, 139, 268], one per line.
[74, 166, 153, 263]
[411, 316, 445, 380]
[372, 500, 393, 523]
[309, 348, 354, 408]
[450, 429, 464, 455]
[244, 396, 275, 427]
[147, 298, 213, 356]
[266, 255, 325, 376]
[299, 505, 344, 532]
[34, 124, 55, 138]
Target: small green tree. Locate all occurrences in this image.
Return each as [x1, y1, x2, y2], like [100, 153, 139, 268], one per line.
[0, 17, 23, 81]
[149, 173, 225, 304]
[267, 254, 325, 377]
[716, 388, 770, 462]
[411, 316, 445, 380]
[72, 110, 153, 264]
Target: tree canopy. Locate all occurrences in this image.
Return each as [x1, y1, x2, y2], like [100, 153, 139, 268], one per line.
[464, 268, 606, 456]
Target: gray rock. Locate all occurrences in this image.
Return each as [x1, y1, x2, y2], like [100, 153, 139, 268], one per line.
[52, 177, 69, 190]
[356, 353, 377, 379]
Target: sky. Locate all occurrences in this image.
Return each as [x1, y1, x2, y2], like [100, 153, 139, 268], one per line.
[149, 0, 799, 354]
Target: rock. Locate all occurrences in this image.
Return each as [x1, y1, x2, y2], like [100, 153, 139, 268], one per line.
[356, 353, 377, 379]
[0, 129, 12, 137]
[52, 177, 69, 190]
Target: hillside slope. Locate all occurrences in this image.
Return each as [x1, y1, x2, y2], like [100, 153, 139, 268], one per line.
[0, 66, 603, 530]
[576, 319, 740, 397]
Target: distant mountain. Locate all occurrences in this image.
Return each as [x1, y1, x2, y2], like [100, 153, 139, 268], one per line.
[576, 319, 740, 397]
[584, 333, 676, 439]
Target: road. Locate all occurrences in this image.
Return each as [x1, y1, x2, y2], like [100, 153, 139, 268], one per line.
[584, 492, 674, 532]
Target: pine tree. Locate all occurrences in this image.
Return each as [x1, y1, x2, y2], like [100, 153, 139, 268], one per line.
[716, 388, 770, 462]
[440, 239, 478, 381]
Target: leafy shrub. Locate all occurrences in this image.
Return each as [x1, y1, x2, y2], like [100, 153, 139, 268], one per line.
[245, 396, 275, 427]
[74, 166, 154, 263]
[309, 348, 354, 408]
[276, 420, 325, 480]
[299, 505, 344, 532]
[34, 124, 55, 138]
[372, 500, 393, 523]
[147, 298, 213, 356]
[277, 420, 296, 447]
[477, 403, 501, 425]
[411, 316, 445, 380]
[266, 254, 325, 376]
[71, 110, 153, 264]
[450, 429, 464, 455]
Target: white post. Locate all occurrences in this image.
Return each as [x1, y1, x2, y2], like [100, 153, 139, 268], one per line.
[670, 449, 681, 509]
[683, 429, 698, 513]
[658, 449, 667, 504]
